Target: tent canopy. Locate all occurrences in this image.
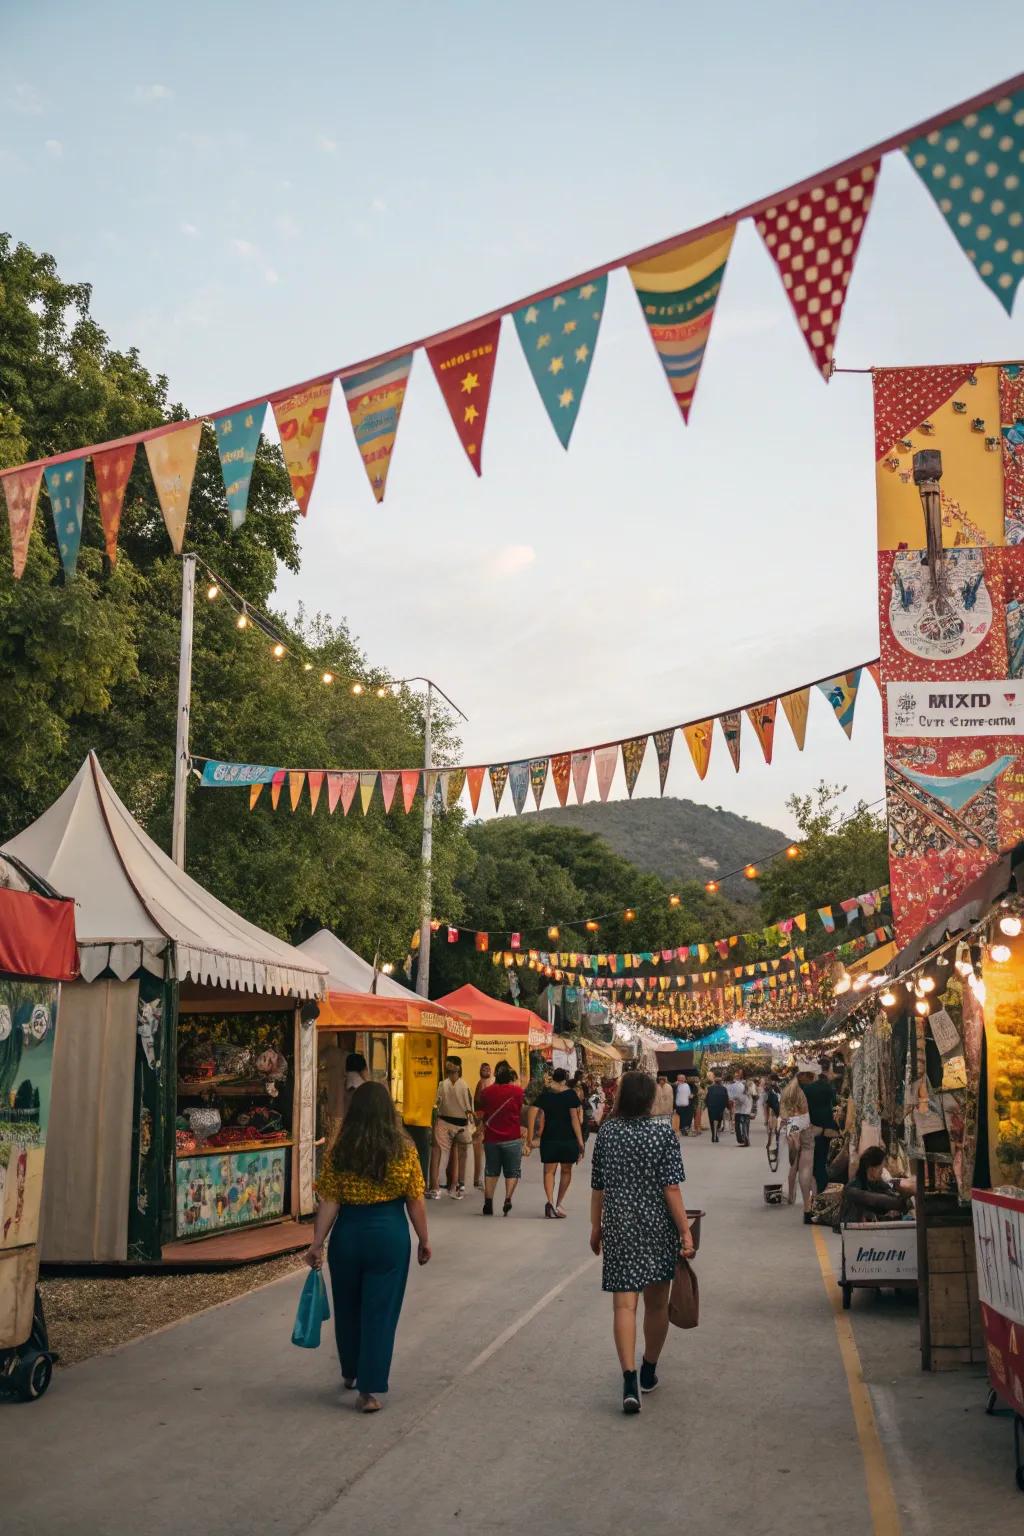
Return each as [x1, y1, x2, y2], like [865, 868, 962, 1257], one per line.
[298, 930, 472, 1044]
[2, 754, 325, 999]
[434, 984, 551, 1046]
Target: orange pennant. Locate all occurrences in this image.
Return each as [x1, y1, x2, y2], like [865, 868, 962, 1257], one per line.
[746, 699, 777, 764]
[681, 722, 713, 780]
[401, 770, 420, 813]
[288, 771, 305, 811]
[92, 443, 136, 563]
[467, 766, 486, 814]
[307, 770, 324, 813]
[249, 782, 264, 811]
[270, 770, 285, 810]
[144, 421, 202, 554]
[272, 380, 333, 516]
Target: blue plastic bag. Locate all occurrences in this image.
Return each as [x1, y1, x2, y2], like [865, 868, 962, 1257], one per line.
[291, 1267, 331, 1349]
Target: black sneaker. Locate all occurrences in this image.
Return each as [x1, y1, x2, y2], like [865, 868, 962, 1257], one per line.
[482, 1198, 494, 1216]
[639, 1359, 659, 1394]
[622, 1370, 641, 1414]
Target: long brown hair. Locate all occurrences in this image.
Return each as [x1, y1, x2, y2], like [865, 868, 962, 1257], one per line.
[331, 1081, 409, 1183]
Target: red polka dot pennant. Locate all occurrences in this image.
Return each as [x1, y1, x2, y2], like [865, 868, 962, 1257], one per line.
[755, 162, 880, 379]
[871, 363, 978, 460]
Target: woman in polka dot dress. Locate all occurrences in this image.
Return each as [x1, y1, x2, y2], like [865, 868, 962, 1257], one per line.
[590, 1071, 695, 1414]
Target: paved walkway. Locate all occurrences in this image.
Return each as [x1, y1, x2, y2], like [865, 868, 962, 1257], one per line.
[4, 1129, 1021, 1533]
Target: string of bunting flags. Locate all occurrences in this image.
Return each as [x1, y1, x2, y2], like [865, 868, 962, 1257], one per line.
[5, 75, 1024, 579]
[196, 658, 879, 812]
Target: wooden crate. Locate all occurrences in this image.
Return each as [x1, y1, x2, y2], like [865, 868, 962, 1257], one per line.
[926, 1222, 984, 1368]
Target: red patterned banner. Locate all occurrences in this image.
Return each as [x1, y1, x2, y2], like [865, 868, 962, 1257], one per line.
[2, 466, 43, 579]
[92, 444, 136, 563]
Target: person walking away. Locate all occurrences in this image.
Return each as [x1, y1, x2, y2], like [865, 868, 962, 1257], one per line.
[590, 1071, 695, 1414]
[705, 1074, 729, 1143]
[653, 1074, 675, 1122]
[471, 1062, 493, 1191]
[580, 1076, 601, 1149]
[804, 1058, 840, 1194]
[779, 1067, 816, 1221]
[526, 1067, 585, 1218]
[478, 1062, 525, 1215]
[764, 1075, 781, 1133]
[428, 1055, 475, 1200]
[586, 1077, 606, 1133]
[674, 1075, 694, 1137]
[305, 1082, 430, 1413]
[691, 1076, 705, 1136]
[726, 1070, 752, 1146]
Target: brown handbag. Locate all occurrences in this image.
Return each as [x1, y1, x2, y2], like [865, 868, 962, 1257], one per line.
[668, 1255, 700, 1329]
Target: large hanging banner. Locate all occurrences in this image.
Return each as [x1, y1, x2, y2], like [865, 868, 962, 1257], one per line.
[875, 361, 1024, 943]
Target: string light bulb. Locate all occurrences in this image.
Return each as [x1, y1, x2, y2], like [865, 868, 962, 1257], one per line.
[991, 943, 1011, 963]
[744, 865, 758, 880]
[236, 607, 249, 630]
[915, 998, 930, 1016]
[351, 682, 364, 696]
[321, 672, 334, 685]
[705, 880, 719, 894]
[880, 989, 897, 1007]
[272, 643, 285, 659]
[623, 908, 636, 922]
[786, 844, 800, 860]
[668, 894, 681, 907]
[833, 972, 852, 995]
[303, 662, 314, 672]
[206, 583, 219, 601]
[585, 920, 599, 933]
[375, 687, 388, 698]
[999, 915, 1022, 937]
[919, 976, 936, 994]
[547, 926, 560, 940]
[954, 958, 973, 978]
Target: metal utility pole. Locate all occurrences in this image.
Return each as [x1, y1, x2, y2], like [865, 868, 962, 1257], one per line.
[171, 553, 196, 869]
[416, 682, 435, 997]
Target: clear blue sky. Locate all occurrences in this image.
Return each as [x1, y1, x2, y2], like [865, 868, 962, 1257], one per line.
[4, 3, 1024, 835]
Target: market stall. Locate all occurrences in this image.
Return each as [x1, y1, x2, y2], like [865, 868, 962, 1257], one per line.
[297, 930, 472, 1173]
[1, 754, 326, 1263]
[0, 855, 78, 1398]
[434, 984, 551, 1088]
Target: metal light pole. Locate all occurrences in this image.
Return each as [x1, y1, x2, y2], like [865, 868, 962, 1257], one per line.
[416, 682, 435, 997]
[171, 553, 197, 869]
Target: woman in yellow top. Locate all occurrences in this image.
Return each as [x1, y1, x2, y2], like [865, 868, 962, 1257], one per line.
[306, 1081, 431, 1412]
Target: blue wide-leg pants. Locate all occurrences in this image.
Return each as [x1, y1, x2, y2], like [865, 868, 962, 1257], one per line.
[327, 1200, 411, 1395]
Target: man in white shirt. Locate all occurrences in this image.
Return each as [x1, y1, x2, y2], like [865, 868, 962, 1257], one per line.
[428, 1056, 475, 1199]
[674, 1076, 694, 1137]
[726, 1070, 753, 1147]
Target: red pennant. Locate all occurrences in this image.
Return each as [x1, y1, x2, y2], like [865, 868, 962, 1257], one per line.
[340, 772, 358, 815]
[756, 162, 879, 380]
[272, 380, 333, 515]
[270, 770, 286, 810]
[746, 699, 777, 764]
[466, 766, 485, 814]
[307, 770, 324, 813]
[327, 772, 343, 813]
[550, 753, 571, 806]
[401, 770, 420, 814]
[872, 364, 977, 460]
[426, 318, 501, 475]
[867, 661, 881, 693]
[511, 933, 521, 950]
[380, 771, 400, 813]
[92, 443, 136, 563]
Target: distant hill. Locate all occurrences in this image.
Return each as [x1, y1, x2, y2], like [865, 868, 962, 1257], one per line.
[526, 797, 787, 899]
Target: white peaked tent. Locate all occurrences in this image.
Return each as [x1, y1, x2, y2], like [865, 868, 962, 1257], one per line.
[2, 753, 325, 998]
[299, 928, 423, 1001]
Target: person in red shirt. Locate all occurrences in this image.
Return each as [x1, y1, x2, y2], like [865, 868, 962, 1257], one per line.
[477, 1061, 526, 1216]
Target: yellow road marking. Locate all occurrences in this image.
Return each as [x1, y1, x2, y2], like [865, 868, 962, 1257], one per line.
[812, 1226, 902, 1536]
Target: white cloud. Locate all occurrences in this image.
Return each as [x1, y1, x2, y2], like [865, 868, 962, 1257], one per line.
[180, 221, 199, 238]
[134, 83, 174, 104]
[11, 82, 43, 115]
[231, 238, 257, 258]
[316, 135, 337, 153]
[487, 544, 536, 579]
[43, 138, 63, 158]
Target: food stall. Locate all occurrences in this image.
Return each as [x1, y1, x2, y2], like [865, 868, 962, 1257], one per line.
[299, 930, 472, 1176]
[1, 754, 326, 1263]
[0, 853, 78, 1398]
[434, 984, 552, 1088]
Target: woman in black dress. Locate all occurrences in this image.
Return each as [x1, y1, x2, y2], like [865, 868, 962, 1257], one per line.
[526, 1068, 585, 1218]
[589, 1071, 695, 1414]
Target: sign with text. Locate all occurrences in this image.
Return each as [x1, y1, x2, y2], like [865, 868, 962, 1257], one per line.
[842, 1223, 918, 1284]
[886, 681, 1024, 738]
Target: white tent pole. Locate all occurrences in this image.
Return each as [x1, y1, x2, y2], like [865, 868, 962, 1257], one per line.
[171, 553, 196, 869]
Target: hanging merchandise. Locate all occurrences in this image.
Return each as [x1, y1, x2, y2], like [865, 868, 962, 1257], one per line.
[3, 76, 1021, 579]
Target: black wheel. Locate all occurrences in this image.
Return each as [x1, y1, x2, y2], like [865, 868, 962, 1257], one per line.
[987, 1388, 999, 1415]
[842, 1285, 852, 1311]
[15, 1350, 53, 1402]
[1016, 1415, 1024, 1492]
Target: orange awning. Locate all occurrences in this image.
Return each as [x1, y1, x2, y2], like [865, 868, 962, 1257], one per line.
[434, 984, 551, 1048]
[316, 989, 473, 1046]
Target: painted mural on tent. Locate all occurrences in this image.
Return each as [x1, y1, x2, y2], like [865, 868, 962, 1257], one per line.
[0, 981, 58, 1251]
[874, 363, 1024, 944]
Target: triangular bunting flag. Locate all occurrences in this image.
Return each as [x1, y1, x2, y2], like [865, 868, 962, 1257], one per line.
[214, 402, 267, 530]
[270, 770, 286, 810]
[719, 712, 741, 772]
[272, 381, 333, 515]
[513, 276, 607, 447]
[359, 771, 376, 815]
[780, 688, 810, 750]
[327, 772, 343, 813]
[445, 768, 466, 809]
[43, 459, 86, 579]
[380, 771, 400, 813]
[867, 661, 881, 693]
[401, 770, 419, 814]
[872, 365, 978, 461]
[818, 906, 836, 933]
[92, 443, 136, 563]
[628, 226, 735, 422]
[424, 770, 439, 807]
[529, 758, 549, 809]
[595, 745, 618, 801]
[340, 772, 359, 815]
[906, 92, 1024, 314]
[509, 761, 530, 815]
[2, 466, 43, 579]
[426, 319, 501, 474]
[341, 354, 413, 502]
[621, 736, 648, 798]
[466, 766, 485, 814]
[818, 669, 861, 738]
[307, 770, 325, 814]
[682, 722, 713, 780]
[571, 751, 592, 804]
[288, 771, 305, 811]
[145, 421, 203, 553]
[755, 162, 879, 379]
[489, 763, 509, 811]
[653, 729, 674, 794]
[746, 700, 777, 764]
[249, 783, 263, 811]
[551, 753, 571, 807]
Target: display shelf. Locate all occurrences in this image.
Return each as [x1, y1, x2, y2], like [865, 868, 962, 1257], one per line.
[177, 1137, 293, 1157]
[177, 1081, 282, 1096]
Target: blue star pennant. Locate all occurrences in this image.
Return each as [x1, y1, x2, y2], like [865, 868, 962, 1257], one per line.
[44, 458, 86, 578]
[213, 402, 267, 529]
[514, 275, 607, 447]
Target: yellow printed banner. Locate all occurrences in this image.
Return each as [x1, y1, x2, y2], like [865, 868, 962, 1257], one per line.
[273, 381, 333, 516]
[144, 422, 203, 554]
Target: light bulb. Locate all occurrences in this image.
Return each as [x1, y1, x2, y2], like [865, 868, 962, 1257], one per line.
[991, 943, 1011, 963]
[321, 671, 334, 685]
[833, 973, 851, 995]
[999, 915, 1022, 937]
[352, 682, 364, 696]
[303, 662, 314, 672]
[915, 999, 930, 1015]
[744, 865, 758, 880]
[954, 959, 973, 978]
[375, 687, 387, 698]
[853, 975, 870, 991]
[786, 845, 800, 860]
[547, 926, 559, 940]
[272, 643, 285, 659]
[236, 611, 249, 630]
[624, 909, 636, 922]
[668, 894, 681, 907]
[880, 990, 896, 1007]
[919, 976, 936, 994]
[705, 881, 719, 894]
[206, 583, 219, 600]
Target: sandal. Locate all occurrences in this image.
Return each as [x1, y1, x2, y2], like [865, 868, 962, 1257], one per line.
[544, 1202, 556, 1219]
[357, 1394, 381, 1413]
